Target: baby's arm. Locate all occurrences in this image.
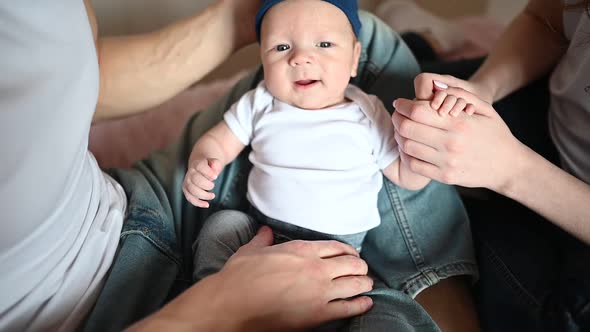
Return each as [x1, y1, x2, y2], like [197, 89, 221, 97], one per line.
[383, 158, 431, 191]
[183, 121, 246, 208]
[430, 90, 476, 117]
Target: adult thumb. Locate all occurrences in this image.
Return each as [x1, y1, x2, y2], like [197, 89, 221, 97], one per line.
[242, 226, 274, 250]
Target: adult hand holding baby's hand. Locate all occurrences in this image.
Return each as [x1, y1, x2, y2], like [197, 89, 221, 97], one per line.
[392, 79, 525, 192]
[414, 72, 495, 105]
[182, 158, 223, 208]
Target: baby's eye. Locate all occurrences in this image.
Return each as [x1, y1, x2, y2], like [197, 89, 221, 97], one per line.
[276, 44, 290, 52]
[317, 42, 332, 48]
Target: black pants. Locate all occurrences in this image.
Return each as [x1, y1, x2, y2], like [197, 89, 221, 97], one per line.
[402, 32, 590, 332]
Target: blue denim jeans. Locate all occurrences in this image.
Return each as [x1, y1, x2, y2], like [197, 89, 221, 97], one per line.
[192, 210, 439, 332]
[83, 12, 476, 332]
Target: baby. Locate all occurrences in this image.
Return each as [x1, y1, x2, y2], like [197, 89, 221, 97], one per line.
[183, 2, 479, 329]
[184, 0, 430, 260]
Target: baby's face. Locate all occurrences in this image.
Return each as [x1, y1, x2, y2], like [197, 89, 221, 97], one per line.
[260, 0, 361, 110]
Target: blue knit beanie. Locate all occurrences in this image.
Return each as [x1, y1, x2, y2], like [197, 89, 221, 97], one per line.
[255, 0, 362, 41]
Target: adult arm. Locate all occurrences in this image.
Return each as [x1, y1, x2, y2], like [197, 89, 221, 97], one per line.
[125, 227, 374, 331]
[84, 0, 260, 121]
[392, 93, 590, 245]
[414, 0, 567, 103]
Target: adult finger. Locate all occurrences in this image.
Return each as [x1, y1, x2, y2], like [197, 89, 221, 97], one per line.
[284, 240, 360, 258]
[240, 226, 274, 251]
[393, 98, 452, 130]
[327, 276, 373, 300]
[392, 113, 447, 150]
[398, 150, 442, 183]
[414, 72, 472, 100]
[395, 131, 439, 164]
[324, 255, 369, 279]
[322, 297, 373, 322]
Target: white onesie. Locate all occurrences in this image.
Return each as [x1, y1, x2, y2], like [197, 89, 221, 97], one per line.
[224, 82, 399, 235]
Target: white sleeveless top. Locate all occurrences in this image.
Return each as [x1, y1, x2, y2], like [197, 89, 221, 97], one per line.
[0, 2, 126, 331]
[549, 7, 590, 184]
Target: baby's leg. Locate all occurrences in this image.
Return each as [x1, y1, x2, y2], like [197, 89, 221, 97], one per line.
[192, 210, 258, 282]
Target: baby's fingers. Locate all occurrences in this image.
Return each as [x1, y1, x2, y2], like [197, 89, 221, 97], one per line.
[182, 177, 216, 208]
[438, 94, 457, 116]
[195, 159, 218, 181]
[430, 91, 447, 111]
[449, 98, 467, 117]
[182, 187, 211, 208]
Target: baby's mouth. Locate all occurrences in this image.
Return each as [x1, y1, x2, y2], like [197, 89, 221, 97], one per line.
[295, 79, 319, 87]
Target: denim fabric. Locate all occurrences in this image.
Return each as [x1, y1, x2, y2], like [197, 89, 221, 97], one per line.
[84, 164, 185, 331]
[84, 12, 475, 331]
[193, 210, 441, 332]
[249, 207, 367, 252]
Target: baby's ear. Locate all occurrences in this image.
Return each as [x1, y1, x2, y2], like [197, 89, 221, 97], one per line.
[350, 40, 362, 78]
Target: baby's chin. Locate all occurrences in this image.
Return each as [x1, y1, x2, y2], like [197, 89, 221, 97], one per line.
[287, 97, 348, 110]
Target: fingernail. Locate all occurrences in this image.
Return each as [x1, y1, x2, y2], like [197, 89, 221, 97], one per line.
[434, 80, 448, 89]
[392, 99, 398, 108]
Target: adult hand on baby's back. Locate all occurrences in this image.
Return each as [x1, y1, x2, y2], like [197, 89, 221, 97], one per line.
[128, 226, 373, 332]
[392, 84, 526, 192]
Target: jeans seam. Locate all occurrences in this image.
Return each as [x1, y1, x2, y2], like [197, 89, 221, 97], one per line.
[401, 261, 479, 297]
[120, 229, 183, 272]
[385, 181, 426, 270]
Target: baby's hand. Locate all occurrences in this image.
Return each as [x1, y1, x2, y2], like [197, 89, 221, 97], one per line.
[430, 90, 476, 117]
[182, 158, 222, 208]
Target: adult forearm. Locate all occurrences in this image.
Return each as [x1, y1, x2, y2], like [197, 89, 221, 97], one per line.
[498, 144, 590, 244]
[125, 274, 243, 332]
[469, 0, 566, 102]
[94, 2, 242, 121]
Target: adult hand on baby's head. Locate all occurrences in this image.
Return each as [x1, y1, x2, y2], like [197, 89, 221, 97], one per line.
[392, 88, 526, 192]
[182, 158, 222, 208]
